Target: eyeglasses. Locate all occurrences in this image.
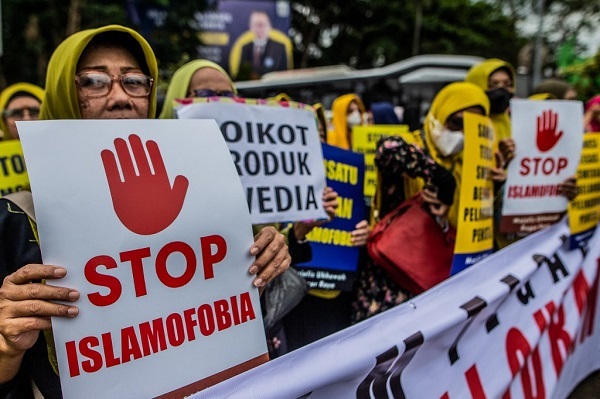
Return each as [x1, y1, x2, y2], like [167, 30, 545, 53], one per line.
[75, 72, 154, 98]
[3, 107, 40, 119]
[192, 89, 236, 98]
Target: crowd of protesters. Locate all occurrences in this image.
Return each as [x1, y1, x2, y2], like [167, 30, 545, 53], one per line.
[0, 23, 597, 398]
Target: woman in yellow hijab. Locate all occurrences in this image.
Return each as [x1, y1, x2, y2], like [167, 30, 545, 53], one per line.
[327, 93, 367, 150]
[0, 83, 44, 140]
[465, 58, 515, 143]
[352, 82, 492, 324]
[158, 59, 237, 119]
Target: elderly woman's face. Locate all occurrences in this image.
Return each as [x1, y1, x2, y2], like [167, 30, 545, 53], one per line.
[76, 44, 150, 120]
[3, 96, 41, 139]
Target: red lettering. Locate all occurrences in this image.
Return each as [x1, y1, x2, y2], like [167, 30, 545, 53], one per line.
[230, 295, 241, 325]
[183, 308, 198, 341]
[120, 247, 151, 297]
[139, 319, 167, 356]
[572, 270, 590, 314]
[166, 313, 185, 346]
[505, 328, 545, 399]
[121, 327, 143, 363]
[65, 340, 80, 377]
[85, 255, 122, 307]
[101, 332, 121, 368]
[214, 299, 232, 330]
[519, 157, 568, 176]
[156, 241, 197, 288]
[581, 260, 600, 342]
[465, 364, 487, 399]
[80, 336, 103, 373]
[201, 235, 227, 279]
[239, 292, 256, 322]
[197, 304, 215, 336]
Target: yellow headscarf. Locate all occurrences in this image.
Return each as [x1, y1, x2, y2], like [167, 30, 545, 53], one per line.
[159, 59, 237, 119]
[0, 83, 44, 139]
[40, 25, 158, 120]
[465, 58, 515, 143]
[416, 82, 490, 227]
[327, 93, 366, 150]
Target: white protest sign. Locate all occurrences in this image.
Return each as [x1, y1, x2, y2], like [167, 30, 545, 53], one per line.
[17, 120, 268, 399]
[501, 99, 583, 233]
[175, 99, 328, 224]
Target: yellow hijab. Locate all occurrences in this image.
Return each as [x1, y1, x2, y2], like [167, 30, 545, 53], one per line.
[0, 83, 44, 139]
[465, 58, 515, 143]
[418, 82, 490, 227]
[40, 25, 158, 120]
[159, 59, 237, 119]
[327, 93, 365, 150]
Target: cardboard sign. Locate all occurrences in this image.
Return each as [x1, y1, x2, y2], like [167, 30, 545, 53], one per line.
[0, 139, 29, 196]
[351, 124, 410, 201]
[451, 113, 495, 275]
[294, 143, 366, 291]
[501, 99, 583, 233]
[175, 98, 328, 225]
[17, 120, 267, 399]
[568, 133, 600, 249]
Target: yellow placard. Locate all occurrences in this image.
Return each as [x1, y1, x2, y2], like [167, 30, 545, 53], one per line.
[454, 113, 495, 255]
[0, 139, 29, 197]
[568, 134, 600, 235]
[351, 124, 410, 199]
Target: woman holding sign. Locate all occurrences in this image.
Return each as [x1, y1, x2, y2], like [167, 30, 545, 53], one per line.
[352, 82, 498, 323]
[0, 25, 290, 398]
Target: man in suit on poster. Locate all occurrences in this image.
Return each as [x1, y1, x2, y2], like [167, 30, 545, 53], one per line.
[238, 11, 289, 79]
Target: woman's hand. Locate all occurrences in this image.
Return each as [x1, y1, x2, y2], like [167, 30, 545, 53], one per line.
[249, 226, 291, 289]
[0, 264, 79, 383]
[350, 220, 370, 247]
[558, 176, 578, 201]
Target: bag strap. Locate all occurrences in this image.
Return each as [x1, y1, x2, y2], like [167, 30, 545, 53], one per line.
[3, 190, 36, 222]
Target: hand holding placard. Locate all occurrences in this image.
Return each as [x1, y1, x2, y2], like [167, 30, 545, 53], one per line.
[101, 134, 189, 235]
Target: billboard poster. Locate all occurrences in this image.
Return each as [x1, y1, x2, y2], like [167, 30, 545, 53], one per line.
[193, 0, 293, 80]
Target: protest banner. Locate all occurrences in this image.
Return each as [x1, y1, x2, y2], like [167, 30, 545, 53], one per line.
[294, 143, 366, 291]
[501, 99, 583, 233]
[17, 120, 267, 399]
[192, 218, 600, 399]
[351, 124, 409, 202]
[451, 113, 495, 275]
[175, 98, 328, 224]
[0, 139, 29, 196]
[568, 133, 600, 249]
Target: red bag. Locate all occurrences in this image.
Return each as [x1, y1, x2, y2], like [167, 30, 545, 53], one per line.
[367, 194, 455, 295]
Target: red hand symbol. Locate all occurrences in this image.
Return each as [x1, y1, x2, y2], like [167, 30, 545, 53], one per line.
[536, 109, 563, 152]
[101, 134, 189, 235]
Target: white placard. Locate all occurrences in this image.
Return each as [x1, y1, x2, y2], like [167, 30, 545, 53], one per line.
[501, 99, 584, 233]
[176, 100, 328, 224]
[17, 119, 268, 399]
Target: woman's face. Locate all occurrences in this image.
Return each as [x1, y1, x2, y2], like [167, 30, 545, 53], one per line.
[188, 68, 235, 98]
[488, 70, 514, 93]
[444, 106, 485, 132]
[76, 44, 150, 120]
[3, 96, 41, 139]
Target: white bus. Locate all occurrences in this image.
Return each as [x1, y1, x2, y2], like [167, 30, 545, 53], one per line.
[234, 54, 483, 130]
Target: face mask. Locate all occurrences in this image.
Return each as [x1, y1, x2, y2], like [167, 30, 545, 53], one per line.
[346, 110, 362, 127]
[486, 87, 513, 114]
[429, 116, 464, 157]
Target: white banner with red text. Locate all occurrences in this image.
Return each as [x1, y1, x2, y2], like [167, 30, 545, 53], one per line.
[192, 217, 600, 399]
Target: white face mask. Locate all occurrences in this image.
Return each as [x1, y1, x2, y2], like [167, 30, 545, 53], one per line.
[429, 115, 464, 156]
[347, 110, 362, 127]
